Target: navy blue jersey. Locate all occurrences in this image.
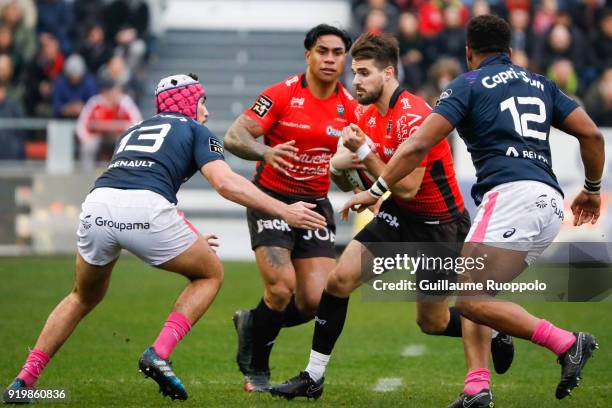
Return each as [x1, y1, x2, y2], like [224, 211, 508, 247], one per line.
[433, 53, 578, 205]
[94, 113, 224, 204]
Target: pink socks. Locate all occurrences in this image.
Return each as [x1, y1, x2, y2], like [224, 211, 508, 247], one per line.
[152, 312, 192, 359]
[464, 368, 490, 395]
[17, 349, 50, 387]
[531, 319, 576, 356]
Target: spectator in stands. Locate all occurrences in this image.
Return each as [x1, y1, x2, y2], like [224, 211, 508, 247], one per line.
[547, 58, 580, 97]
[471, 0, 491, 17]
[77, 23, 113, 74]
[363, 8, 388, 35]
[354, 0, 399, 34]
[71, 0, 106, 41]
[417, 0, 468, 38]
[534, 23, 587, 74]
[103, 0, 149, 44]
[571, 0, 607, 36]
[584, 68, 612, 127]
[36, 0, 72, 53]
[509, 7, 535, 56]
[419, 56, 462, 107]
[113, 26, 147, 74]
[434, 5, 466, 65]
[24, 32, 63, 116]
[52, 54, 96, 118]
[533, 0, 558, 35]
[97, 54, 139, 100]
[591, 8, 612, 73]
[0, 79, 25, 160]
[76, 75, 141, 169]
[397, 11, 431, 91]
[0, 23, 23, 77]
[0, 54, 23, 107]
[0, 0, 36, 29]
[1, 0, 36, 63]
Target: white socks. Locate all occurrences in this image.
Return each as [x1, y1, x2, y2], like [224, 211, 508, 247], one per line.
[304, 350, 330, 382]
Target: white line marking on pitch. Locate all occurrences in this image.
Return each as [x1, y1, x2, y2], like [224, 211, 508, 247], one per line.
[373, 377, 402, 392]
[401, 344, 426, 357]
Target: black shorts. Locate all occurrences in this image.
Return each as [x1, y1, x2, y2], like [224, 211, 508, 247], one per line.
[246, 186, 336, 259]
[354, 199, 471, 295]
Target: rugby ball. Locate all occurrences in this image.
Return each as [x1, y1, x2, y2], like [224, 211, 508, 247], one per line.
[335, 137, 376, 190]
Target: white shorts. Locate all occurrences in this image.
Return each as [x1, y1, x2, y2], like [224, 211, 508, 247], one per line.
[465, 180, 564, 265]
[77, 188, 200, 266]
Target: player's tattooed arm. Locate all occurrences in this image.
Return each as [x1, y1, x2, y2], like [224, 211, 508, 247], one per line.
[224, 114, 269, 160]
[224, 114, 298, 170]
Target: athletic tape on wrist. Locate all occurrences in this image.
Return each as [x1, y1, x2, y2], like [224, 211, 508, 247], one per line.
[356, 143, 371, 161]
[368, 177, 389, 198]
[584, 177, 602, 193]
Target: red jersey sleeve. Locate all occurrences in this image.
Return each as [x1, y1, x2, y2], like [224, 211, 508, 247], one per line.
[394, 98, 432, 168]
[243, 79, 293, 133]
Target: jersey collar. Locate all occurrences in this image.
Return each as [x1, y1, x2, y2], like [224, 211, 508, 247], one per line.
[477, 53, 512, 69]
[300, 72, 340, 94]
[389, 85, 406, 108]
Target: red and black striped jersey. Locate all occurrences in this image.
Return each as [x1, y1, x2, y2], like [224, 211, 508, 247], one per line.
[244, 73, 359, 198]
[359, 87, 465, 222]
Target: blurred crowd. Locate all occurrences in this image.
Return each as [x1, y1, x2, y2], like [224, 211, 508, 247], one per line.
[351, 0, 612, 127]
[0, 0, 151, 163]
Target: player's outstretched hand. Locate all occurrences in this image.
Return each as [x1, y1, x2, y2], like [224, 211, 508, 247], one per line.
[570, 191, 601, 226]
[282, 202, 327, 230]
[263, 140, 299, 172]
[339, 190, 378, 221]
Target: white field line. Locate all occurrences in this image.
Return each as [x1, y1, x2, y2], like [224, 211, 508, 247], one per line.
[373, 377, 402, 392]
[401, 344, 426, 357]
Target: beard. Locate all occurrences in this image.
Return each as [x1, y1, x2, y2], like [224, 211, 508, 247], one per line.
[356, 85, 383, 105]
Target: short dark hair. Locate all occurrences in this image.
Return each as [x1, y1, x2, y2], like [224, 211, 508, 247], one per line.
[467, 14, 511, 54]
[350, 32, 399, 74]
[304, 24, 352, 51]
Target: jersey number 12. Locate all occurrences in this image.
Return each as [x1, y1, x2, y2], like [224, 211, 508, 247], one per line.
[500, 96, 547, 140]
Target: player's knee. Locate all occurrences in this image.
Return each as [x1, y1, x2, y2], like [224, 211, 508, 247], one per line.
[326, 269, 358, 297]
[71, 287, 104, 310]
[455, 300, 483, 321]
[416, 314, 448, 335]
[295, 294, 321, 319]
[264, 283, 292, 311]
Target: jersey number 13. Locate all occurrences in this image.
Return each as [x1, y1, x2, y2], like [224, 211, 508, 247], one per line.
[116, 124, 171, 154]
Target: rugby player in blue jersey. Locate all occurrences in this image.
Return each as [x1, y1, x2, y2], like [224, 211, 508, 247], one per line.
[341, 15, 604, 407]
[3, 74, 327, 403]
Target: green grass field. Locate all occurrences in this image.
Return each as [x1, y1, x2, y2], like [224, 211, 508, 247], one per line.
[1, 256, 610, 407]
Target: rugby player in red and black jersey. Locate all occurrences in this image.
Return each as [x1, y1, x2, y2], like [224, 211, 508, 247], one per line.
[224, 24, 360, 392]
[271, 33, 514, 400]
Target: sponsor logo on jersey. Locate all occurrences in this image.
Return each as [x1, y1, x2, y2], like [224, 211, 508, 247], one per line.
[285, 75, 299, 86]
[383, 146, 395, 156]
[326, 126, 342, 138]
[386, 120, 393, 137]
[288, 148, 333, 181]
[377, 210, 400, 228]
[337, 104, 345, 116]
[303, 227, 335, 242]
[290, 97, 305, 108]
[80, 214, 92, 230]
[209, 138, 224, 154]
[279, 120, 311, 129]
[502, 228, 516, 238]
[367, 116, 376, 127]
[535, 194, 548, 208]
[256, 218, 291, 233]
[481, 67, 544, 91]
[95, 217, 150, 231]
[251, 94, 273, 118]
[400, 97, 411, 110]
[550, 198, 564, 220]
[439, 88, 453, 101]
[108, 160, 155, 169]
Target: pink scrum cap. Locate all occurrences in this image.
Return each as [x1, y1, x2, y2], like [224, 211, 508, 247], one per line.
[154, 73, 205, 120]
